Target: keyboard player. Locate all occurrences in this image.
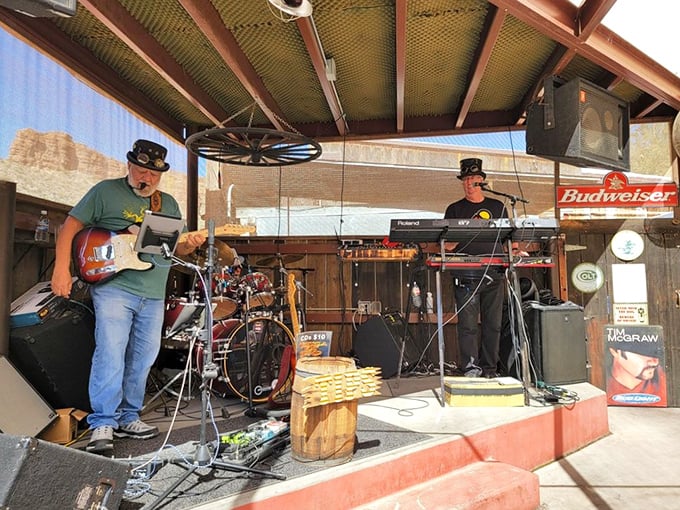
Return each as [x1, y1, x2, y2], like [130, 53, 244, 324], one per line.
[439, 158, 527, 379]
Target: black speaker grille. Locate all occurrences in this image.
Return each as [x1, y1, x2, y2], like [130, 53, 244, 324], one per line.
[0, 435, 129, 509]
[526, 77, 630, 171]
[9, 310, 95, 412]
[353, 312, 419, 378]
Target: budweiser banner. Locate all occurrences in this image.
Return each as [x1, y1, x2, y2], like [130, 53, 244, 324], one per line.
[556, 171, 678, 209]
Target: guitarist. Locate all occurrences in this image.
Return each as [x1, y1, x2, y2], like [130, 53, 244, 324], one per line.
[50, 139, 205, 455]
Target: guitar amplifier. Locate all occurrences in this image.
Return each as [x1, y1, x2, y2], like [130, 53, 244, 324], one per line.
[10, 280, 67, 328]
[9, 308, 95, 412]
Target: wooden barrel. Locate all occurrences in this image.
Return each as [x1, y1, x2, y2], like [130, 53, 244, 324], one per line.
[290, 356, 358, 466]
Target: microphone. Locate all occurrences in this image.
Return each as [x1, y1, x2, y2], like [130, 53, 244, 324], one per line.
[474, 182, 487, 188]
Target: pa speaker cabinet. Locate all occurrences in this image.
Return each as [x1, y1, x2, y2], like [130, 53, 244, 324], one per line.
[353, 312, 419, 378]
[0, 434, 129, 510]
[524, 303, 587, 385]
[0, 355, 57, 436]
[526, 77, 630, 171]
[9, 309, 95, 412]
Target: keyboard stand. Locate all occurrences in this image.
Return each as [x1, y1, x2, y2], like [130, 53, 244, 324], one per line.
[434, 229, 448, 407]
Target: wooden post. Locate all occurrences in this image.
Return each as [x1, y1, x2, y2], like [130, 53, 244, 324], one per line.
[0, 181, 17, 356]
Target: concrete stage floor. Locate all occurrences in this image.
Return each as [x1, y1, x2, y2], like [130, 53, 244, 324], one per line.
[67, 370, 669, 510]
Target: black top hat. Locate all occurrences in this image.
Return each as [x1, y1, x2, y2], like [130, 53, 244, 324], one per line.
[609, 339, 664, 358]
[127, 139, 170, 172]
[457, 158, 486, 180]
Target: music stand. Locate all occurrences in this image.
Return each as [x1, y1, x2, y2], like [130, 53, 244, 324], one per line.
[134, 210, 184, 257]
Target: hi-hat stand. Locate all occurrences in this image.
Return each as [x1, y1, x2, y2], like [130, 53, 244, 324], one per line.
[144, 221, 284, 510]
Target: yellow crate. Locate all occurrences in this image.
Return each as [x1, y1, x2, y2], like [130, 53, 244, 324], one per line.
[444, 376, 524, 407]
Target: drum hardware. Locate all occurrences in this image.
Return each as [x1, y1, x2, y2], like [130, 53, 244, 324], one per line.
[145, 221, 281, 510]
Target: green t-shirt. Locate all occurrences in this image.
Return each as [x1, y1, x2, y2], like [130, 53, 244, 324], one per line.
[70, 177, 184, 299]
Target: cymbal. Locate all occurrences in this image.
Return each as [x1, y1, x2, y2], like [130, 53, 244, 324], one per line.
[179, 239, 235, 268]
[256, 253, 304, 267]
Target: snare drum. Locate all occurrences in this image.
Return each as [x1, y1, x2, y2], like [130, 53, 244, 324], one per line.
[239, 272, 274, 309]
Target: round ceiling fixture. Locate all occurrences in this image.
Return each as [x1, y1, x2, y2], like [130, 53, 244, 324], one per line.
[267, 0, 312, 19]
[185, 127, 322, 166]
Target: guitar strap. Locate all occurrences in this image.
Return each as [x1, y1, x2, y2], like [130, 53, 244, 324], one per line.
[149, 190, 162, 212]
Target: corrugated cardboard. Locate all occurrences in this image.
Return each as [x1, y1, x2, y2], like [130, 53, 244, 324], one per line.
[38, 408, 88, 444]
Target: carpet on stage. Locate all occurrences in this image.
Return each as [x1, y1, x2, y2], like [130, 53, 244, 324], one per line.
[112, 413, 430, 509]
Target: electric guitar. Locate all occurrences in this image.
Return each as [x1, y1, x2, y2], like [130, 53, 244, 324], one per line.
[287, 271, 301, 337]
[72, 223, 254, 285]
[267, 271, 300, 407]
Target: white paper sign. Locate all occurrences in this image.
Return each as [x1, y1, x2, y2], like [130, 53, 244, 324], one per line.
[612, 264, 647, 304]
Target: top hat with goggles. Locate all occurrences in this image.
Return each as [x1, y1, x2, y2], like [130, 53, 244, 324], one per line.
[457, 158, 486, 180]
[127, 139, 170, 172]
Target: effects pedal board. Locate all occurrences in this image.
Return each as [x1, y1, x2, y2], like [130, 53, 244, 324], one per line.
[217, 419, 290, 465]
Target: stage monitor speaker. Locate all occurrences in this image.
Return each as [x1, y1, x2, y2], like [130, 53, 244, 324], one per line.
[0, 434, 129, 510]
[353, 311, 419, 379]
[0, 355, 57, 436]
[524, 303, 587, 385]
[526, 77, 630, 171]
[0, 0, 77, 18]
[9, 309, 95, 412]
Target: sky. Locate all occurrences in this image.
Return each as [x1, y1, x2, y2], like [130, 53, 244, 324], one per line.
[601, 0, 679, 76]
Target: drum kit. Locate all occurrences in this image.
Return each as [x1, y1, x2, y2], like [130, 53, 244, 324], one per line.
[155, 241, 305, 404]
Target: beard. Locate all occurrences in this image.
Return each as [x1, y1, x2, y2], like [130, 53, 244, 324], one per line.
[127, 174, 156, 197]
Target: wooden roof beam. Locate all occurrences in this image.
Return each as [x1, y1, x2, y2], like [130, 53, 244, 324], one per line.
[489, 0, 680, 111]
[0, 9, 184, 142]
[80, 0, 228, 127]
[179, 0, 287, 131]
[456, 5, 506, 129]
[576, 0, 617, 39]
[296, 16, 348, 136]
[395, 0, 407, 133]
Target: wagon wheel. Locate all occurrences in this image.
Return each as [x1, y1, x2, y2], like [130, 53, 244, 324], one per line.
[185, 127, 322, 166]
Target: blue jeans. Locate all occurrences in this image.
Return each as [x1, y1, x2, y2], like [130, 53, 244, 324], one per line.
[87, 285, 163, 429]
[454, 275, 505, 372]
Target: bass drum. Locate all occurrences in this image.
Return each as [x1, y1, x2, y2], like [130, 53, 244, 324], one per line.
[220, 317, 294, 402]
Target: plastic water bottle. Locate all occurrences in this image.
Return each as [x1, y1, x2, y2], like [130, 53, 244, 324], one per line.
[426, 291, 434, 314]
[411, 282, 422, 309]
[34, 210, 50, 243]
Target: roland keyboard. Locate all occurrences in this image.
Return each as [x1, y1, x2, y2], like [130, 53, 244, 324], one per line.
[426, 254, 554, 269]
[389, 218, 559, 243]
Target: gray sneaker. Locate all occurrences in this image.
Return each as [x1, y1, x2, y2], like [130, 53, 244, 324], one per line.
[114, 419, 159, 440]
[86, 425, 114, 454]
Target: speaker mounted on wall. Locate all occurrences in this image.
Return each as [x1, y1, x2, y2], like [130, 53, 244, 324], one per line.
[526, 76, 630, 171]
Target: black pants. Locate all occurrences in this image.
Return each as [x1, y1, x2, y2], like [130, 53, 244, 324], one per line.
[454, 275, 505, 372]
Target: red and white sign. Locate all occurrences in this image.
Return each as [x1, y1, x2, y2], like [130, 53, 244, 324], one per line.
[556, 171, 678, 209]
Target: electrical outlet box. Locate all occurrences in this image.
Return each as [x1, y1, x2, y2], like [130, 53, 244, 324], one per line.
[357, 301, 371, 314]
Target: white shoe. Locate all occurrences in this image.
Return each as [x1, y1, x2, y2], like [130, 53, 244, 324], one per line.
[86, 425, 114, 454]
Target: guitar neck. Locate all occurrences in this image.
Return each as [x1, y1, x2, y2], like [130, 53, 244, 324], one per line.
[178, 223, 256, 242]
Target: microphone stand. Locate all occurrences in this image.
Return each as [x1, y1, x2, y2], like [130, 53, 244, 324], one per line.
[145, 221, 283, 510]
[479, 185, 532, 405]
